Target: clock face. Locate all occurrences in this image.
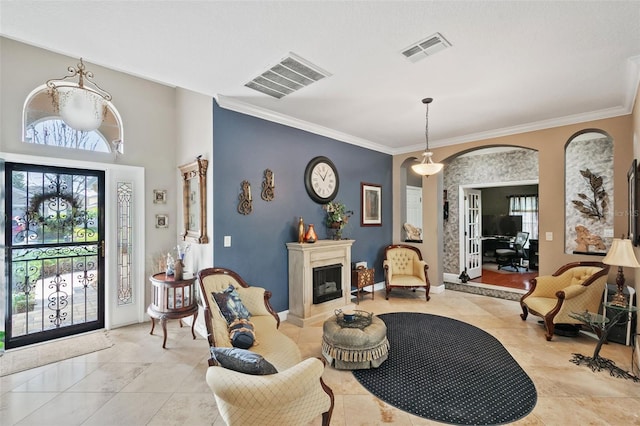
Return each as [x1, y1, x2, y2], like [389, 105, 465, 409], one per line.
[304, 156, 339, 203]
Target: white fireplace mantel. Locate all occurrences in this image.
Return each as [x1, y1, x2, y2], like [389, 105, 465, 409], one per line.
[286, 239, 355, 327]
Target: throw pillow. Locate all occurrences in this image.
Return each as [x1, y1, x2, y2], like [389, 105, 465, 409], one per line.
[212, 284, 252, 323]
[210, 347, 278, 375]
[228, 318, 256, 349]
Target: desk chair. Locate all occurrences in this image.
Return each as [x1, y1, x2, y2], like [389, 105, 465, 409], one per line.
[495, 231, 529, 271]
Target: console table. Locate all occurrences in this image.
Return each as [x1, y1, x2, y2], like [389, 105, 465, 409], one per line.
[147, 272, 198, 348]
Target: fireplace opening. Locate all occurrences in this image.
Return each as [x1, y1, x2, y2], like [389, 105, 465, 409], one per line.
[313, 263, 342, 304]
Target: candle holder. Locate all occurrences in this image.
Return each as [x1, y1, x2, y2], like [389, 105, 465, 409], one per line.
[238, 180, 253, 215]
[261, 169, 275, 201]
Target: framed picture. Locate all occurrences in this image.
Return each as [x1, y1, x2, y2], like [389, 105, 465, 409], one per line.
[153, 189, 167, 204]
[628, 159, 639, 245]
[361, 182, 382, 226]
[155, 214, 169, 229]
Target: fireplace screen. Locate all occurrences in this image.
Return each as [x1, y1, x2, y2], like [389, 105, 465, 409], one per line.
[313, 263, 342, 304]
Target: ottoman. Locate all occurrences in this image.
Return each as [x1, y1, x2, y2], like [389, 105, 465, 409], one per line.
[322, 315, 389, 370]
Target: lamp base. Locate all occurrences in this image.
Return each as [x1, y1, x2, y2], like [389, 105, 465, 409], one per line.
[610, 267, 628, 307]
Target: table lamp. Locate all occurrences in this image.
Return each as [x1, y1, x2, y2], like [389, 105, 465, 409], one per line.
[602, 237, 640, 307]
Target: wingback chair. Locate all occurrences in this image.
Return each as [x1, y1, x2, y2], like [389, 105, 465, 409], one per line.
[383, 244, 431, 301]
[198, 267, 334, 426]
[519, 261, 610, 341]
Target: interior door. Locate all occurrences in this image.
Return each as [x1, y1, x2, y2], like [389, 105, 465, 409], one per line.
[463, 189, 482, 279]
[406, 186, 422, 233]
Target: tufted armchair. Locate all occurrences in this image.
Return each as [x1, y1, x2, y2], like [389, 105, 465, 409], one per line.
[198, 267, 334, 426]
[383, 244, 431, 301]
[519, 261, 609, 341]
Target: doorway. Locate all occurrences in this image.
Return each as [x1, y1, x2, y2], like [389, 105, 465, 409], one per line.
[4, 163, 105, 349]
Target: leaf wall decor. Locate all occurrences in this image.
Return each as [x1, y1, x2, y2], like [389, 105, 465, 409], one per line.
[572, 168, 607, 220]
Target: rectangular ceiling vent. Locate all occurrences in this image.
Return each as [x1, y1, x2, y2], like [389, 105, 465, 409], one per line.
[245, 53, 331, 99]
[401, 32, 451, 63]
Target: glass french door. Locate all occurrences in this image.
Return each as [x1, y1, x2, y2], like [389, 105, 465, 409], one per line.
[4, 163, 105, 349]
[463, 188, 482, 279]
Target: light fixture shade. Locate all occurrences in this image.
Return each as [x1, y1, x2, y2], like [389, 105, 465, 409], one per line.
[411, 151, 444, 176]
[412, 160, 444, 176]
[602, 238, 640, 268]
[54, 87, 107, 132]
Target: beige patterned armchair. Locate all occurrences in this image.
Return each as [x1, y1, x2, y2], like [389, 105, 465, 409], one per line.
[383, 244, 431, 301]
[198, 267, 334, 426]
[520, 261, 609, 341]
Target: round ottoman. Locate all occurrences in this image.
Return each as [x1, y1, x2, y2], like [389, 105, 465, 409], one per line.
[322, 315, 389, 370]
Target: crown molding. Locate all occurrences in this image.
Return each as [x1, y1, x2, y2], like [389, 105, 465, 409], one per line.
[215, 95, 394, 155]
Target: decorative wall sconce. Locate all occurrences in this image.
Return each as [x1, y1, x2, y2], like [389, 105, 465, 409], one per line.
[46, 58, 112, 132]
[261, 169, 275, 201]
[238, 180, 253, 215]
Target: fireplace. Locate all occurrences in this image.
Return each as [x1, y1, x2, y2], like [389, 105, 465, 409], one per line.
[313, 264, 342, 304]
[286, 239, 354, 327]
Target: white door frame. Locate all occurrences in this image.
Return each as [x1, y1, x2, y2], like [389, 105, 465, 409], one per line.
[458, 180, 538, 280]
[0, 153, 146, 329]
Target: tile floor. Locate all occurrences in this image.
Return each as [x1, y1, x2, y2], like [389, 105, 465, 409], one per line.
[2, 287, 640, 425]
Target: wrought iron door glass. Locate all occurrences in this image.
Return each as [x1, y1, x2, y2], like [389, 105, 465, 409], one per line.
[5, 163, 105, 348]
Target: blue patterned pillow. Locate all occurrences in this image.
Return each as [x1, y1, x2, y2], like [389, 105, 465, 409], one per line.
[210, 347, 277, 375]
[212, 284, 251, 324]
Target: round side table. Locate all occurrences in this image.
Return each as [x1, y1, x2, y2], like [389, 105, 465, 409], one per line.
[147, 272, 199, 348]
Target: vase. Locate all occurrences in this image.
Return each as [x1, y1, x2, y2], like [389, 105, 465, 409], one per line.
[298, 217, 305, 243]
[175, 259, 184, 281]
[304, 224, 317, 243]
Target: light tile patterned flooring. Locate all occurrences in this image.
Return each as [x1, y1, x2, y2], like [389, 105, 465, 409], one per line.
[2, 288, 640, 425]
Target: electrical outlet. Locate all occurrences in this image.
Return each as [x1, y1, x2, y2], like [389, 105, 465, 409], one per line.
[224, 236, 231, 247]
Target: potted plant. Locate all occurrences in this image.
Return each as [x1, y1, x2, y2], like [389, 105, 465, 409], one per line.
[324, 201, 353, 239]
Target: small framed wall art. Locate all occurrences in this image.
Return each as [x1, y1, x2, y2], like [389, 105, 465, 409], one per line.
[361, 182, 382, 226]
[155, 214, 169, 228]
[153, 189, 167, 204]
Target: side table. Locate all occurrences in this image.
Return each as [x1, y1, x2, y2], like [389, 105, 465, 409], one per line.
[569, 304, 639, 381]
[147, 273, 199, 348]
[352, 266, 375, 304]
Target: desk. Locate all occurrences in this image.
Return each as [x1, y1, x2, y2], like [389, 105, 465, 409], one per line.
[481, 236, 513, 261]
[147, 273, 198, 348]
[569, 304, 639, 381]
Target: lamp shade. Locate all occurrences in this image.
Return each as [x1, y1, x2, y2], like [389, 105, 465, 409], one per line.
[56, 87, 107, 132]
[412, 151, 443, 176]
[602, 238, 640, 268]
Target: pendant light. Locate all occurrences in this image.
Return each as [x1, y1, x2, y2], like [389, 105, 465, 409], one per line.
[412, 97, 444, 176]
[46, 58, 112, 132]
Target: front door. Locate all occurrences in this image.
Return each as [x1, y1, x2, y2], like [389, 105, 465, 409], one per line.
[4, 163, 105, 349]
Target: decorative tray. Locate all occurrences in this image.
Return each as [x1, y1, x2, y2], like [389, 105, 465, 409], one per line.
[335, 310, 373, 329]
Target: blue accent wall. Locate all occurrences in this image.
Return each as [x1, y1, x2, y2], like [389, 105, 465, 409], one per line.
[212, 101, 393, 311]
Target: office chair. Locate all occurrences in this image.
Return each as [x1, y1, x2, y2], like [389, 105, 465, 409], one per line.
[495, 231, 529, 271]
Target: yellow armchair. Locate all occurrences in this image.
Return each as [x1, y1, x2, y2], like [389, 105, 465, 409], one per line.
[519, 261, 609, 340]
[198, 267, 334, 426]
[383, 244, 431, 301]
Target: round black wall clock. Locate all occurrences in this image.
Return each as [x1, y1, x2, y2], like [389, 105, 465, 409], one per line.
[304, 156, 340, 204]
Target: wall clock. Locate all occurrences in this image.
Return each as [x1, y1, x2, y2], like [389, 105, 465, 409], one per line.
[304, 156, 339, 204]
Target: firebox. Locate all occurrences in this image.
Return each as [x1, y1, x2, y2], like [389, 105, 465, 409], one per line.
[313, 263, 343, 304]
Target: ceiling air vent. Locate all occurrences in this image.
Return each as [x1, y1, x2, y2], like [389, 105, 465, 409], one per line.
[401, 32, 451, 63]
[245, 53, 331, 99]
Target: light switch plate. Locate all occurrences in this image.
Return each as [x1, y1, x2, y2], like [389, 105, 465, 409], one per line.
[545, 232, 553, 241]
[223, 236, 231, 247]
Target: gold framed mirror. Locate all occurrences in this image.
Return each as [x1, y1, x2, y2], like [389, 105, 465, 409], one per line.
[179, 157, 209, 243]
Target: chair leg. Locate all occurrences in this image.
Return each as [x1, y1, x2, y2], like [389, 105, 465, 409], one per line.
[520, 305, 528, 320]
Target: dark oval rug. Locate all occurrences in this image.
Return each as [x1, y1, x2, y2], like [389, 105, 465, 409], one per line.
[353, 312, 537, 425]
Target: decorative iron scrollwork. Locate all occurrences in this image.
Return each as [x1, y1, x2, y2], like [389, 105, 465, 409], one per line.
[261, 169, 275, 201]
[238, 180, 253, 215]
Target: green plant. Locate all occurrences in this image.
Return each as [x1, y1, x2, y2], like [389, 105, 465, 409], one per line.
[323, 201, 353, 239]
[12, 292, 36, 314]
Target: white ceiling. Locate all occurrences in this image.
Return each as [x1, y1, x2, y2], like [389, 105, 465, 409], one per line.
[1, 1, 639, 154]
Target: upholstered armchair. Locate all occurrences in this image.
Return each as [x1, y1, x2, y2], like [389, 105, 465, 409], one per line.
[519, 261, 610, 341]
[198, 267, 334, 426]
[383, 244, 431, 301]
